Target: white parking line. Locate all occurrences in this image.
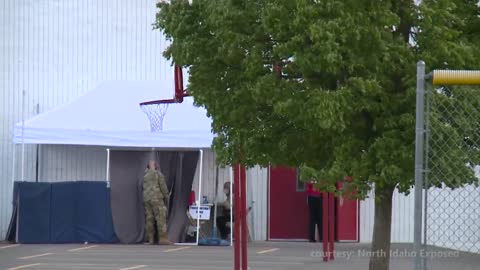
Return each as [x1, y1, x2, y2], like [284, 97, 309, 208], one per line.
[257, 248, 279, 254]
[0, 244, 21, 249]
[118, 265, 147, 270]
[6, 263, 42, 270]
[18, 253, 53, 259]
[164, 246, 192, 253]
[68, 245, 99, 252]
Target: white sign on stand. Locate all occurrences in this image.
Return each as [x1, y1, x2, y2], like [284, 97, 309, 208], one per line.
[189, 205, 211, 220]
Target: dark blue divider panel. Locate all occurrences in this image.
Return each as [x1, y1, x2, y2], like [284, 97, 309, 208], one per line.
[75, 181, 118, 243]
[14, 181, 118, 243]
[50, 182, 76, 243]
[17, 182, 51, 243]
[103, 189, 119, 243]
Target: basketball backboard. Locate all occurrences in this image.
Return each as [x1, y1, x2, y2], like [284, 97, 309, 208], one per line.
[139, 64, 189, 106]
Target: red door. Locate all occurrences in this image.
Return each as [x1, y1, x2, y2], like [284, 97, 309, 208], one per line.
[269, 167, 360, 241]
[268, 166, 309, 240]
[336, 181, 359, 242]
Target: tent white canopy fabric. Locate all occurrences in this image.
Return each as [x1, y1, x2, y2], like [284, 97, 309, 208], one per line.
[13, 80, 214, 148]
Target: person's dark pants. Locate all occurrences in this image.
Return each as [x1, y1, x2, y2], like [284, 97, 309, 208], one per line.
[216, 214, 232, 240]
[308, 195, 322, 242]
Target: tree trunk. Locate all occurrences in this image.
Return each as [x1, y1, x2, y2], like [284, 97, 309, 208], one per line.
[368, 184, 395, 270]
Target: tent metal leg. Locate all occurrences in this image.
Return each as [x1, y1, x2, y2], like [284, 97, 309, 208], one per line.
[21, 90, 26, 181]
[106, 148, 111, 188]
[196, 149, 204, 246]
[11, 144, 16, 185]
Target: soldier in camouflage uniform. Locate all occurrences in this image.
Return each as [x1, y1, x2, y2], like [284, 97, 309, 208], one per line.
[143, 160, 172, 245]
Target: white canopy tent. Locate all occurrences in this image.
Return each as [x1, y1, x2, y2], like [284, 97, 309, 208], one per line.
[11, 80, 233, 246]
[13, 80, 214, 148]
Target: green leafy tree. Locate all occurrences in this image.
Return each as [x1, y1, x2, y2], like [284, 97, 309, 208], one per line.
[155, 0, 480, 269]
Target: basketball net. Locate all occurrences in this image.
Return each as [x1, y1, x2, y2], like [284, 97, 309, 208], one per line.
[140, 103, 170, 132]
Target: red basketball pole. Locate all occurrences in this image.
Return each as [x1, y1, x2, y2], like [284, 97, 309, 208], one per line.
[322, 192, 329, 262]
[174, 65, 184, 102]
[240, 165, 248, 270]
[329, 192, 335, 260]
[234, 164, 241, 270]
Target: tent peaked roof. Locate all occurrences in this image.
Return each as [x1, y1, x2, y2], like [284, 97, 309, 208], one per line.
[13, 80, 214, 148]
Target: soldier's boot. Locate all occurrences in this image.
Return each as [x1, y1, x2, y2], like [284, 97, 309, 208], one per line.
[148, 237, 155, 245]
[158, 232, 173, 245]
[145, 231, 155, 245]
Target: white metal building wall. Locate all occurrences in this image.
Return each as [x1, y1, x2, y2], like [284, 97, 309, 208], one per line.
[360, 185, 480, 252]
[38, 145, 107, 182]
[1, 0, 174, 238]
[425, 184, 480, 253]
[360, 188, 415, 243]
[247, 166, 269, 241]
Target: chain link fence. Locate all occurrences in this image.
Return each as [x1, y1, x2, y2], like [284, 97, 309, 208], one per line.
[422, 84, 480, 268]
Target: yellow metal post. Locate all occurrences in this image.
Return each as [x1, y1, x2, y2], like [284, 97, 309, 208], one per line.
[432, 70, 480, 85]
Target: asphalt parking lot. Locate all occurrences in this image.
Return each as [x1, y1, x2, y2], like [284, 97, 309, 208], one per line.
[1, 242, 479, 270]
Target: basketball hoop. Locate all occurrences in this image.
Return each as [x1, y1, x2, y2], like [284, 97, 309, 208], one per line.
[140, 100, 174, 132]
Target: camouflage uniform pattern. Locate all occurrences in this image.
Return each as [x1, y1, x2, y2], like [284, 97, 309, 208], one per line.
[143, 168, 170, 244]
